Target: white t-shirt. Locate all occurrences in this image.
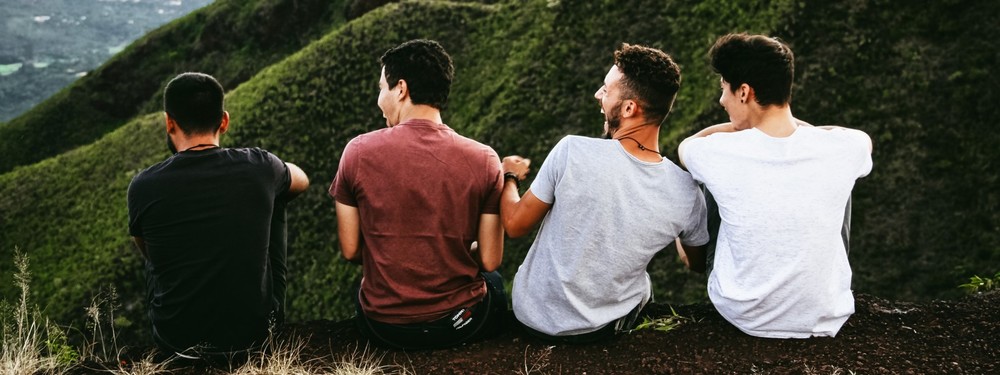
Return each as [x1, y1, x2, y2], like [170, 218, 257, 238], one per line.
[513, 136, 709, 336]
[682, 126, 872, 338]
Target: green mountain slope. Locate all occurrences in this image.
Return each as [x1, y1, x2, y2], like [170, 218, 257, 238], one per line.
[0, 0, 347, 174]
[786, 0, 1000, 301]
[1, 0, 998, 344]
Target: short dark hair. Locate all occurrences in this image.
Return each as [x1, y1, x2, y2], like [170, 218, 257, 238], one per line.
[380, 39, 454, 110]
[163, 72, 225, 134]
[613, 43, 682, 124]
[709, 33, 794, 106]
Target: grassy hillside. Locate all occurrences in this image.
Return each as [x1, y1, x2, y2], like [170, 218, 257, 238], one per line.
[1, 0, 998, 346]
[0, 0, 348, 174]
[782, 0, 1000, 301]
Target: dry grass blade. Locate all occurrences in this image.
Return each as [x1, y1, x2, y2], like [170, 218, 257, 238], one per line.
[0, 249, 69, 375]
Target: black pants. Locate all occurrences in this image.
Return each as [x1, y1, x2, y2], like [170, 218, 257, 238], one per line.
[354, 271, 508, 350]
[519, 302, 644, 344]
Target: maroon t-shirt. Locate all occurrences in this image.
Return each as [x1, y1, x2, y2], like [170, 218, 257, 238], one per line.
[330, 119, 503, 324]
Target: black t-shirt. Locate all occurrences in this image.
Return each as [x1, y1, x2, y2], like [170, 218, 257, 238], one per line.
[127, 147, 291, 351]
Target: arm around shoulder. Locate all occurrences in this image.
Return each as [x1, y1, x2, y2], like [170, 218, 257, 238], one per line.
[678, 122, 736, 169]
[814, 126, 873, 153]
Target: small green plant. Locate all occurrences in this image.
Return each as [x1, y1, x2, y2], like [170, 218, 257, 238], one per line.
[633, 305, 694, 333]
[45, 325, 79, 365]
[959, 272, 1000, 294]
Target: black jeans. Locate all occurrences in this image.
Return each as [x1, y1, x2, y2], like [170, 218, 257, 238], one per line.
[518, 302, 644, 344]
[354, 271, 507, 350]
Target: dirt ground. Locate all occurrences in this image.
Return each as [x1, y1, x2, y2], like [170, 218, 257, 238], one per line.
[86, 291, 999, 374]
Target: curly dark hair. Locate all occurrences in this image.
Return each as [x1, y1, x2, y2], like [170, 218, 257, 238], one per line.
[380, 39, 454, 110]
[709, 33, 794, 106]
[613, 43, 682, 125]
[163, 72, 225, 134]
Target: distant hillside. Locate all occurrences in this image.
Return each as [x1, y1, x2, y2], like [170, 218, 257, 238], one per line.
[0, 0, 213, 123]
[0, 0, 998, 347]
[0, 0, 347, 174]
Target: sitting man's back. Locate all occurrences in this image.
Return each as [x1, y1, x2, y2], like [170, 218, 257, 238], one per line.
[128, 72, 309, 354]
[330, 39, 506, 350]
[500, 43, 709, 343]
[680, 33, 873, 338]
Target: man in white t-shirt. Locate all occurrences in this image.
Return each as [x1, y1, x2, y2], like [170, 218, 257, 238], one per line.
[679, 33, 873, 338]
[500, 44, 710, 343]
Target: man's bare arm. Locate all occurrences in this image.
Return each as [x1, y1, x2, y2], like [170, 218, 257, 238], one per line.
[131, 236, 149, 260]
[499, 156, 551, 238]
[475, 214, 504, 272]
[674, 238, 707, 273]
[678, 122, 738, 169]
[285, 162, 310, 198]
[335, 202, 362, 262]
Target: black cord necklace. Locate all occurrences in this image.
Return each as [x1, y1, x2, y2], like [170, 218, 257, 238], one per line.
[181, 143, 219, 152]
[617, 136, 660, 155]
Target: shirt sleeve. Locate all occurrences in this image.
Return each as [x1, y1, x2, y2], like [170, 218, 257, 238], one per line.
[126, 175, 144, 237]
[681, 137, 708, 184]
[528, 136, 572, 204]
[852, 130, 874, 178]
[263, 150, 292, 198]
[680, 183, 710, 247]
[330, 137, 360, 207]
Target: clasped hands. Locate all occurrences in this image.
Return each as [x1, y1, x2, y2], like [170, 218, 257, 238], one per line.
[502, 155, 531, 181]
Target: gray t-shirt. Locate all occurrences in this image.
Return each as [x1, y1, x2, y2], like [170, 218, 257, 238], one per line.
[512, 136, 709, 336]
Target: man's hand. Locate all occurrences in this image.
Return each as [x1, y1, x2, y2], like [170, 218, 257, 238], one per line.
[502, 156, 531, 180]
[675, 238, 707, 273]
[675, 238, 690, 268]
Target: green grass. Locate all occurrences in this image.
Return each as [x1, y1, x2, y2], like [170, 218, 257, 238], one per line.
[0, 0, 999, 348]
[1, 252, 412, 375]
[959, 272, 1000, 294]
[633, 305, 695, 333]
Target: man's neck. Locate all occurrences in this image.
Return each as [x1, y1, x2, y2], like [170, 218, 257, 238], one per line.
[751, 105, 797, 138]
[395, 104, 443, 126]
[613, 120, 662, 161]
[174, 133, 221, 152]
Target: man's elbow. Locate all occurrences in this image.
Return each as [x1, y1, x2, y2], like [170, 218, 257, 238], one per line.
[286, 163, 310, 196]
[502, 220, 530, 238]
[341, 250, 361, 264]
[480, 258, 501, 272]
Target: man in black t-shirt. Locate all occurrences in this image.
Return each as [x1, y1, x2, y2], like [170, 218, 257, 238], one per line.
[127, 72, 309, 356]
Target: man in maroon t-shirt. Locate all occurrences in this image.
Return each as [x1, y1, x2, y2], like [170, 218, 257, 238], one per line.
[329, 39, 510, 350]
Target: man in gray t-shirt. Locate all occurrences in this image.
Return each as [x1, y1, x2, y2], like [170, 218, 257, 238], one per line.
[500, 44, 709, 343]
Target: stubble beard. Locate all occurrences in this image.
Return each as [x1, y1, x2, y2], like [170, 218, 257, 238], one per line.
[601, 101, 623, 139]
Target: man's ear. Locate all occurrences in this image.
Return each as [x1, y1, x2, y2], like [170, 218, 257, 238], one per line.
[622, 99, 641, 119]
[218, 111, 230, 135]
[396, 80, 409, 102]
[165, 112, 179, 133]
[739, 83, 753, 104]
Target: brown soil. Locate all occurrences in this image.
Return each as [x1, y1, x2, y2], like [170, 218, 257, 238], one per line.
[82, 292, 999, 374]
